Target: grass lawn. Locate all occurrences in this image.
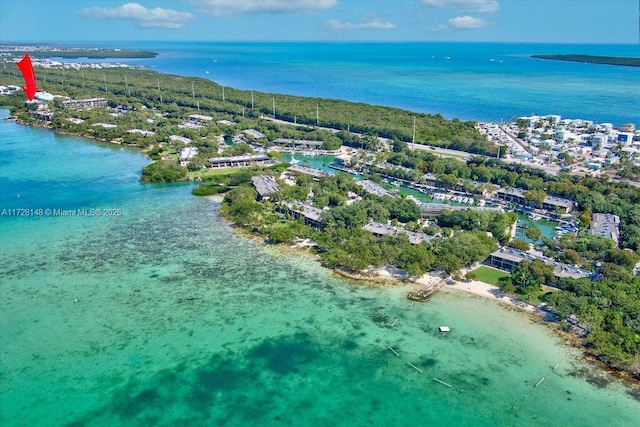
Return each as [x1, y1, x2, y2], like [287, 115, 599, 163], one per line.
[188, 168, 244, 180]
[469, 266, 510, 286]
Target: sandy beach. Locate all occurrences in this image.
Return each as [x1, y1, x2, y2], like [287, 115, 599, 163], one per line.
[351, 266, 539, 315]
[415, 271, 539, 314]
[338, 266, 540, 315]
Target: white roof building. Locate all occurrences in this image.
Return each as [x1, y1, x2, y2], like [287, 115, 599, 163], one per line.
[127, 129, 156, 136]
[554, 129, 573, 143]
[35, 91, 55, 102]
[179, 146, 198, 162]
[170, 135, 192, 144]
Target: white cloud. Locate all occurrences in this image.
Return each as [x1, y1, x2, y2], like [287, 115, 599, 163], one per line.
[79, 3, 193, 29]
[431, 15, 496, 31]
[421, 0, 499, 14]
[189, 0, 338, 16]
[449, 15, 495, 29]
[326, 17, 396, 31]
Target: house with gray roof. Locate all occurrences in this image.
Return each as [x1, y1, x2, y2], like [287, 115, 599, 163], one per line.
[251, 175, 281, 200]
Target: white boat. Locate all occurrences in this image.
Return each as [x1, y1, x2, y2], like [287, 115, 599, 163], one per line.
[290, 156, 300, 165]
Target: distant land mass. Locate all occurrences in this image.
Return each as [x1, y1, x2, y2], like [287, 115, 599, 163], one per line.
[0, 46, 157, 59]
[532, 54, 640, 67]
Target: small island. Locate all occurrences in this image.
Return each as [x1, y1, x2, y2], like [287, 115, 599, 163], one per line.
[532, 54, 640, 67]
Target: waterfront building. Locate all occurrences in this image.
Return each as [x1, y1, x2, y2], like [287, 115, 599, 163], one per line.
[546, 115, 562, 124]
[356, 180, 398, 199]
[34, 110, 54, 122]
[207, 154, 273, 168]
[328, 154, 355, 173]
[279, 201, 325, 228]
[251, 175, 281, 200]
[334, 154, 352, 166]
[288, 165, 329, 179]
[494, 188, 573, 214]
[588, 213, 620, 247]
[179, 147, 198, 165]
[273, 138, 323, 150]
[486, 247, 591, 282]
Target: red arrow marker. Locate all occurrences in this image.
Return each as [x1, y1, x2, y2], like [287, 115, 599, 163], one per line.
[16, 54, 38, 101]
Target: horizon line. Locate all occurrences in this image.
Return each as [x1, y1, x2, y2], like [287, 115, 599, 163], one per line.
[1, 39, 639, 46]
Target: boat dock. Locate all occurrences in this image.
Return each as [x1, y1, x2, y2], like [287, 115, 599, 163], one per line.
[407, 277, 446, 302]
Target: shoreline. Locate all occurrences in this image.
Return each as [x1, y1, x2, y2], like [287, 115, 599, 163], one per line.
[334, 260, 640, 388]
[5, 109, 638, 385]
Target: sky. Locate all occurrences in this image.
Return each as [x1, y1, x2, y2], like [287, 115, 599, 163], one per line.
[0, 0, 638, 44]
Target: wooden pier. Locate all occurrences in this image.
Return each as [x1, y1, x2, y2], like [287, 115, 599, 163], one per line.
[407, 277, 446, 302]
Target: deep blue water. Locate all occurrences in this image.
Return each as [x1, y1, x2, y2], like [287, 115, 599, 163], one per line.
[86, 41, 640, 125]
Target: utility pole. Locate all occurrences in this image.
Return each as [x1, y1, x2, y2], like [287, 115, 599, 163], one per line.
[251, 90, 254, 109]
[157, 79, 162, 103]
[412, 117, 416, 144]
[222, 86, 225, 102]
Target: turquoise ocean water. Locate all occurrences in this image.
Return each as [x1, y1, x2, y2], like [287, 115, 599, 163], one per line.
[98, 42, 640, 125]
[1, 105, 639, 425]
